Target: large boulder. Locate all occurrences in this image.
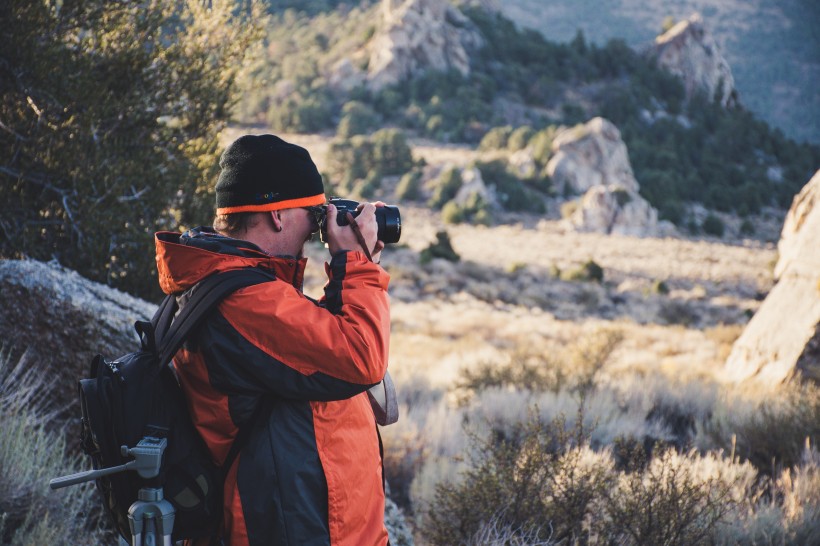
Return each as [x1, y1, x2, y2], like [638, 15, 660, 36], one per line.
[651, 14, 737, 108]
[547, 117, 640, 195]
[367, 0, 483, 90]
[724, 170, 820, 383]
[0, 259, 154, 417]
[567, 185, 659, 237]
[548, 117, 659, 236]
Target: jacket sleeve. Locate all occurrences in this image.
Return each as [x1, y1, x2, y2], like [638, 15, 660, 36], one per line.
[197, 251, 390, 401]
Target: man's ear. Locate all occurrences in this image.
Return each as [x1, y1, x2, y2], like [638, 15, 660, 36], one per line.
[270, 210, 283, 232]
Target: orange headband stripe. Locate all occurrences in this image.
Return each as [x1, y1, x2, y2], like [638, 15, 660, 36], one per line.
[216, 193, 326, 215]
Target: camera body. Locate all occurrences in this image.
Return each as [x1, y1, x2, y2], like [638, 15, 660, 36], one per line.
[319, 198, 401, 245]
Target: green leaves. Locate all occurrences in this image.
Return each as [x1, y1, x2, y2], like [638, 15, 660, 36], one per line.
[0, 0, 264, 299]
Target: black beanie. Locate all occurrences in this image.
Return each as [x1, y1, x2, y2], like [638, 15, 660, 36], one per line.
[215, 134, 325, 215]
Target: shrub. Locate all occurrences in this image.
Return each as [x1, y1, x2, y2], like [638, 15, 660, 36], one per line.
[428, 168, 462, 210]
[325, 129, 413, 195]
[442, 192, 491, 226]
[420, 230, 460, 264]
[508, 126, 536, 152]
[336, 100, 380, 137]
[530, 126, 559, 166]
[0, 350, 104, 543]
[395, 169, 423, 201]
[702, 213, 726, 237]
[475, 160, 546, 213]
[598, 449, 746, 545]
[479, 126, 513, 151]
[421, 413, 610, 546]
[563, 260, 604, 283]
[701, 382, 820, 475]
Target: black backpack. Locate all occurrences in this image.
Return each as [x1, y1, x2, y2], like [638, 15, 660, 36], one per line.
[76, 268, 274, 543]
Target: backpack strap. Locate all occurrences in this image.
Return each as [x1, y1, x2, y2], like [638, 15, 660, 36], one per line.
[155, 268, 276, 370]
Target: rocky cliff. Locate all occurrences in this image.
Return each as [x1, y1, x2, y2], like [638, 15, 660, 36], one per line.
[724, 170, 820, 384]
[651, 13, 737, 108]
[366, 0, 483, 90]
[547, 117, 659, 237]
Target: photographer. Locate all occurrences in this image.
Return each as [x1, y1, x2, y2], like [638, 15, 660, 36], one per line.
[154, 134, 392, 545]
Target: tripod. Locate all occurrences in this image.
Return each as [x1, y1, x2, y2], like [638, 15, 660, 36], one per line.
[50, 436, 176, 546]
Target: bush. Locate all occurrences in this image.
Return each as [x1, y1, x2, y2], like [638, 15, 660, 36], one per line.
[702, 213, 726, 237]
[422, 413, 608, 546]
[337, 100, 380, 137]
[479, 126, 513, 151]
[442, 193, 491, 226]
[508, 126, 536, 151]
[563, 260, 604, 283]
[395, 169, 423, 201]
[475, 160, 546, 213]
[428, 168, 463, 210]
[0, 350, 104, 543]
[420, 230, 460, 264]
[325, 129, 414, 196]
[701, 382, 820, 475]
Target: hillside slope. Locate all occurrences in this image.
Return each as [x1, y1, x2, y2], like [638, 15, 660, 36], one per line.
[499, 0, 820, 144]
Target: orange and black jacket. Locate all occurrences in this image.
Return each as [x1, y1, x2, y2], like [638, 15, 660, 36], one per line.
[155, 228, 391, 546]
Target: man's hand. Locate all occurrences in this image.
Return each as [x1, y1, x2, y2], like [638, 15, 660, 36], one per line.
[326, 202, 385, 263]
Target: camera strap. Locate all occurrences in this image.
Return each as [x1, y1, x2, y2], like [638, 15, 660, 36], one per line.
[344, 211, 374, 262]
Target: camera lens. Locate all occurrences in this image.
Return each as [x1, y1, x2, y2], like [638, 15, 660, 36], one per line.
[319, 198, 401, 244]
[375, 206, 401, 244]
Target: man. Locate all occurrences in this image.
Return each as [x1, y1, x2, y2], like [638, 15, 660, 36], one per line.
[154, 134, 391, 545]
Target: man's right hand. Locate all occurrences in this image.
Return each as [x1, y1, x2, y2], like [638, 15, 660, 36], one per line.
[326, 203, 381, 260]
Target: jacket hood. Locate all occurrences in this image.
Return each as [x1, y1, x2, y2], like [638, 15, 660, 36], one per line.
[155, 227, 307, 294]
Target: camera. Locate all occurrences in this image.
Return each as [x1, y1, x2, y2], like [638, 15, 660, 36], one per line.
[319, 198, 401, 245]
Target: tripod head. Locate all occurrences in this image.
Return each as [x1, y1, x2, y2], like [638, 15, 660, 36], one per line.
[49, 436, 167, 490]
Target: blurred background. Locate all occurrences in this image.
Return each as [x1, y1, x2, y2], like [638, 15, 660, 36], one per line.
[1, 1, 818, 544]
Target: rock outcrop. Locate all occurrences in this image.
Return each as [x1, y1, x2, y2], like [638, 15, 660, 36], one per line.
[547, 117, 659, 236]
[651, 14, 737, 108]
[724, 170, 820, 384]
[569, 184, 659, 238]
[453, 166, 500, 210]
[366, 0, 483, 90]
[0, 259, 154, 417]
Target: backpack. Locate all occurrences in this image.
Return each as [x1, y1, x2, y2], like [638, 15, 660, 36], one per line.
[76, 268, 275, 543]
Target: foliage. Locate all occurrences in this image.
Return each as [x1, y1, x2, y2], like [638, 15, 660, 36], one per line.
[702, 213, 726, 237]
[474, 160, 546, 213]
[420, 230, 460, 264]
[0, 0, 263, 299]
[336, 100, 381, 137]
[395, 169, 423, 201]
[563, 259, 604, 283]
[442, 193, 491, 226]
[428, 168, 463, 210]
[0, 349, 105, 544]
[479, 126, 513, 151]
[701, 382, 820, 475]
[325, 129, 414, 197]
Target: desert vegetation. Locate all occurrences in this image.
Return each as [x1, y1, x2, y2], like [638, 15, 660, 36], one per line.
[2, 1, 818, 545]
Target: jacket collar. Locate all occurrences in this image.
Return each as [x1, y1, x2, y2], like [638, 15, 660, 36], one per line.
[155, 227, 307, 295]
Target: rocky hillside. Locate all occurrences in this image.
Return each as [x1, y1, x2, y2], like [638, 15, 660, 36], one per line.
[496, 0, 819, 145]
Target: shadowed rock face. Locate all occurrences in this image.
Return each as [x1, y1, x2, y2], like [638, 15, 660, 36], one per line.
[547, 117, 659, 237]
[724, 170, 820, 384]
[652, 13, 736, 108]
